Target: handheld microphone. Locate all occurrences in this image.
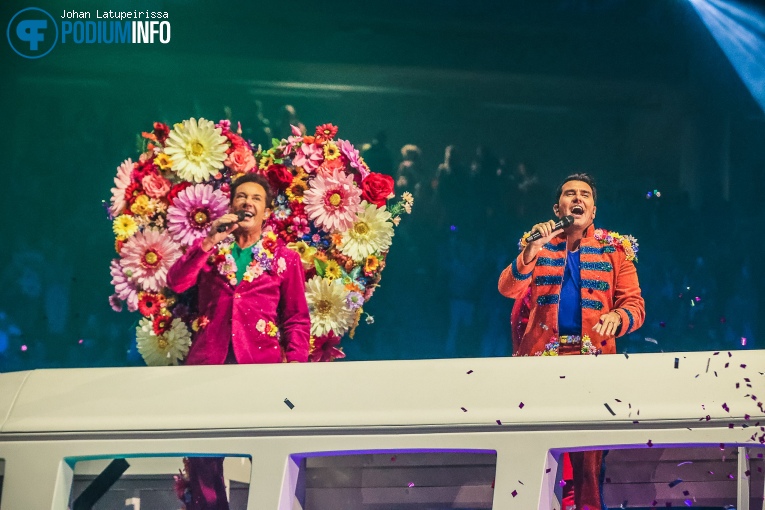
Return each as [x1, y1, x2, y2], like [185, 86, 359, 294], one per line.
[524, 215, 574, 243]
[216, 210, 251, 233]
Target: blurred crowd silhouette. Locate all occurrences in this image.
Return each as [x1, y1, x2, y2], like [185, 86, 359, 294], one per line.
[0, 102, 760, 372]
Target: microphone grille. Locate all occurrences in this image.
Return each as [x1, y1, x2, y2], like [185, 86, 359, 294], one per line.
[562, 215, 575, 227]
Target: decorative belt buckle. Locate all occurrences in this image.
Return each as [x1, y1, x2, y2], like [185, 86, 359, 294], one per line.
[560, 334, 582, 345]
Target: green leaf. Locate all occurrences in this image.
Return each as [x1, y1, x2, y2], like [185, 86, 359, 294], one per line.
[271, 138, 282, 148]
[314, 258, 327, 277]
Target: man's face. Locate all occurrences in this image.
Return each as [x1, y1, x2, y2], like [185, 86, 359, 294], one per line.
[231, 181, 271, 230]
[554, 180, 596, 228]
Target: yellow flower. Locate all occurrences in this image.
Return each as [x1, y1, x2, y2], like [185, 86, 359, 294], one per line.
[286, 178, 308, 203]
[287, 240, 317, 270]
[324, 142, 340, 161]
[266, 322, 279, 337]
[259, 156, 274, 171]
[364, 255, 380, 274]
[324, 260, 342, 281]
[113, 214, 138, 240]
[130, 195, 152, 216]
[154, 153, 173, 170]
[402, 191, 414, 205]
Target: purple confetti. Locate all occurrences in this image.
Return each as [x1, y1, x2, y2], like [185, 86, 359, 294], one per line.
[668, 478, 683, 488]
[741, 364, 747, 368]
[519, 402, 525, 409]
[408, 482, 414, 487]
[461, 407, 467, 412]
[496, 419, 502, 425]
[647, 439, 654, 447]
[466, 370, 473, 374]
[511, 489, 518, 497]
[545, 468, 552, 473]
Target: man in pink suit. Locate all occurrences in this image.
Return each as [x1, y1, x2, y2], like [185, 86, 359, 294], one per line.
[167, 172, 310, 509]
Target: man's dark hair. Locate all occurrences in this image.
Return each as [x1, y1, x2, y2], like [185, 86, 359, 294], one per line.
[554, 173, 597, 204]
[230, 172, 274, 207]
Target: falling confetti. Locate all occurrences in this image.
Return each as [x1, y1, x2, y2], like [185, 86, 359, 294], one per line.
[283, 398, 294, 409]
[668, 479, 683, 488]
[604, 403, 616, 416]
[674, 358, 679, 369]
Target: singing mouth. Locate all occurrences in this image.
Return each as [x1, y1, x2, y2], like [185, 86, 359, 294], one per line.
[571, 205, 584, 215]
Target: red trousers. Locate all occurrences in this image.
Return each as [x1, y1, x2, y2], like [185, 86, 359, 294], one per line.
[559, 344, 604, 510]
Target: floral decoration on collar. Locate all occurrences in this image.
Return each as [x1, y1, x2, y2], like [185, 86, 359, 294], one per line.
[593, 229, 639, 262]
[211, 231, 282, 285]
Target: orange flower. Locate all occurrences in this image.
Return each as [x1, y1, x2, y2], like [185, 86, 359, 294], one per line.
[142, 131, 158, 142]
[330, 233, 344, 246]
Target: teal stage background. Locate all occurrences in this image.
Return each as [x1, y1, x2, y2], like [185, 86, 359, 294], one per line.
[1, 0, 763, 370]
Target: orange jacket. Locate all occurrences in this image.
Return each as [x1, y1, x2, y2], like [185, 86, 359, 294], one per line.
[498, 224, 644, 356]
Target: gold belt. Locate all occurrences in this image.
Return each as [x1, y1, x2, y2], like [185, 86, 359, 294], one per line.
[559, 334, 582, 345]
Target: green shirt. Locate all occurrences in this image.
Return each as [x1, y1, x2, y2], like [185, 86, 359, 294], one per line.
[230, 242, 252, 283]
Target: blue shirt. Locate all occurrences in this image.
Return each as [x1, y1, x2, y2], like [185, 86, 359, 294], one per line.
[558, 250, 582, 335]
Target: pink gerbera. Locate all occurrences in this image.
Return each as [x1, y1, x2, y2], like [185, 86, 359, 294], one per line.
[119, 229, 180, 293]
[293, 143, 324, 172]
[166, 184, 228, 246]
[337, 139, 369, 179]
[303, 168, 362, 232]
[110, 259, 138, 312]
[110, 158, 134, 217]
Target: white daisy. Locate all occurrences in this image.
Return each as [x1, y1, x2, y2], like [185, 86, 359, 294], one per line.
[305, 276, 355, 337]
[340, 201, 394, 262]
[163, 118, 229, 183]
[136, 317, 191, 366]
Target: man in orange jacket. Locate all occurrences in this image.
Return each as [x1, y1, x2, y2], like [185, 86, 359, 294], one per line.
[498, 173, 645, 510]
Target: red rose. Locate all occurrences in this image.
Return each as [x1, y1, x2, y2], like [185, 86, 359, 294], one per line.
[167, 181, 192, 205]
[361, 172, 394, 207]
[267, 164, 294, 190]
[133, 160, 157, 182]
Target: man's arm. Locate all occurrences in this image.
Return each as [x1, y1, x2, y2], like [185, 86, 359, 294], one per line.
[610, 257, 645, 337]
[498, 250, 536, 299]
[278, 250, 310, 362]
[166, 238, 214, 294]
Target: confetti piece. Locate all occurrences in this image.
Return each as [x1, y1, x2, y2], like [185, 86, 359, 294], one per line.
[408, 482, 414, 487]
[283, 398, 294, 409]
[519, 402, 525, 409]
[518, 480, 524, 485]
[674, 358, 679, 369]
[496, 419, 502, 425]
[682, 490, 689, 496]
[511, 490, 518, 497]
[741, 364, 747, 368]
[645, 337, 658, 344]
[604, 403, 616, 416]
[722, 403, 729, 412]
[624, 353, 629, 359]
[668, 478, 683, 488]
[706, 359, 710, 372]
[466, 370, 473, 374]
[647, 440, 654, 447]
[560, 375, 566, 379]
[461, 407, 467, 412]
[545, 468, 551, 473]
[677, 461, 693, 466]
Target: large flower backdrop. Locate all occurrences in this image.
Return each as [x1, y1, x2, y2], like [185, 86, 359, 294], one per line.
[107, 119, 412, 366]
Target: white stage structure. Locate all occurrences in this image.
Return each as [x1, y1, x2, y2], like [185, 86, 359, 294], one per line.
[0, 350, 763, 509]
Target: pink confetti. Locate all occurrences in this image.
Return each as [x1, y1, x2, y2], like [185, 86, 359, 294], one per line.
[20, 345, 27, 352]
[408, 482, 414, 487]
